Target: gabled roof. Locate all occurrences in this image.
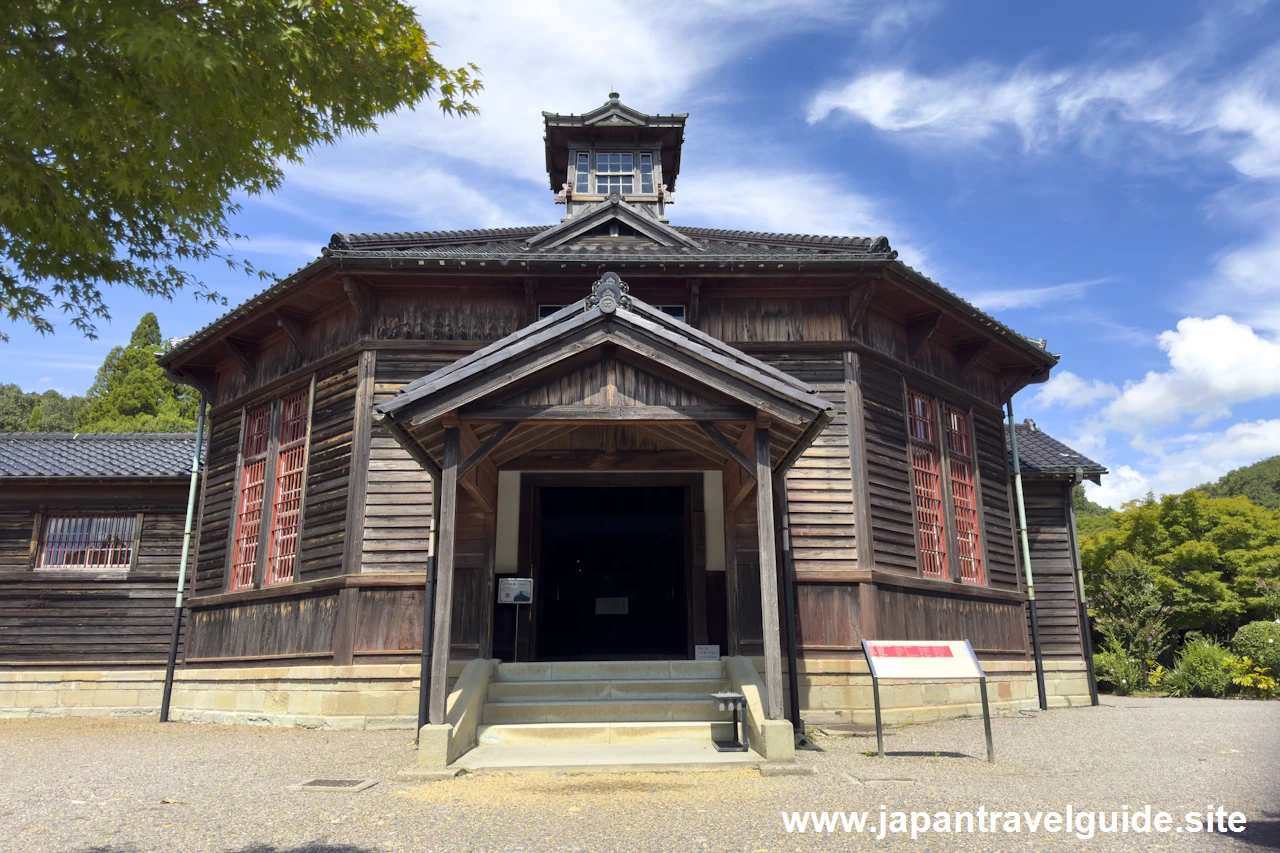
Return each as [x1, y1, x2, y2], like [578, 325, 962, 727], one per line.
[525, 196, 702, 250]
[0, 433, 198, 479]
[1007, 422, 1107, 483]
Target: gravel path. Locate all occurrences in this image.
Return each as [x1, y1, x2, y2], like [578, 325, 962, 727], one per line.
[1, 697, 1276, 852]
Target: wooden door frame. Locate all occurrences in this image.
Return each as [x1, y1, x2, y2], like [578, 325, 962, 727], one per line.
[516, 471, 703, 661]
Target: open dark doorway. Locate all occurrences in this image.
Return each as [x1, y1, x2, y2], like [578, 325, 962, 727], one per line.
[535, 486, 688, 660]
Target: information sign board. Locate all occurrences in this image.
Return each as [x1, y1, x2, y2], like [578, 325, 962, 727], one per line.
[497, 578, 533, 604]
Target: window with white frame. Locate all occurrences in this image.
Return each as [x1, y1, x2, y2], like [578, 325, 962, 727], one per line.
[573, 152, 590, 193]
[595, 152, 635, 195]
[35, 514, 137, 570]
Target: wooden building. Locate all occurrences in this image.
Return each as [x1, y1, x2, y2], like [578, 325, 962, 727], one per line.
[0, 433, 196, 666]
[1, 95, 1110, 741]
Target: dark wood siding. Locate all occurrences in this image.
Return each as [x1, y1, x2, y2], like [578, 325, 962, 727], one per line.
[1022, 480, 1085, 658]
[795, 584, 861, 652]
[193, 411, 241, 596]
[0, 489, 189, 665]
[297, 358, 360, 582]
[728, 492, 763, 656]
[859, 357, 918, 574]
[973, 409, 1020, 592]
[186, 591, 337, 660]
[873, 585, 1028, 657]
[361, 351, 459, 573]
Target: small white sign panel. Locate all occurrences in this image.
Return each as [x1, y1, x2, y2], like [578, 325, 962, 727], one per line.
[695, 644, 721, 662]
[862, 640, 984, 680]
[497, 578, 533, 604]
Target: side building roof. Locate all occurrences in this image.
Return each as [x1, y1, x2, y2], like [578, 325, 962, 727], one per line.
[1007, 422, 1107, 483]
[0, 433, 198, 479]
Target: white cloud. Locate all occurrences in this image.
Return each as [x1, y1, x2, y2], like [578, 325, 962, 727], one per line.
[1085, 465, 1151, 509]
[1101, 315, 1280, 430]
[967, 278, 1106, 311]
[231, 236, 327, 262]
[678, 169, 888, 237]
[1032, 371, 1119, 410]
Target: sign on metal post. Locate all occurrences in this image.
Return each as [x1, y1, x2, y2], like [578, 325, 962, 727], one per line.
[497, 578, 533, 662]
[861, 639, 994, 763]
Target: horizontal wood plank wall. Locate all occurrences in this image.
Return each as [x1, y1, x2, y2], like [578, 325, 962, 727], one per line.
[186, 591, 338, 660]
[699, 296, 846, 343]
[859, 357, 919, 575]
[1022, 480, 1084, 658]
[874, 585, 1028, 657]
[764, 356, 858, 578]
[361, 351, 459, 573]
[193, 411, 243, 595]
[973, 410, 1020, 592]
[858, 309, 1003, 407]
[297, 357, 360, 582]
[0, 506, 188, 665]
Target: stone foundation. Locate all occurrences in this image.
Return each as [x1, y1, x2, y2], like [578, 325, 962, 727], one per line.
[0, 657, 1093, 730]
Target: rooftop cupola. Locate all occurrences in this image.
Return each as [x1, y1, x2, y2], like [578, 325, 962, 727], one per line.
[543, 93, 687, 222]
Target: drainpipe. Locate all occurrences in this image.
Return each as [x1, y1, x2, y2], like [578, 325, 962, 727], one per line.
[160, 400, 206, 723]
[1065, 468, 1100, 706]
[1007, 402, 1048, 711]
[774, 475, 802, 733]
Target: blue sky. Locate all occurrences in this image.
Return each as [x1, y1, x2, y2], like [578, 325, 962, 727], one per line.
[7, 0, 1280, 507]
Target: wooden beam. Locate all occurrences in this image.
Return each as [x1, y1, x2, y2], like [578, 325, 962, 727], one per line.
[343, 276, 374, 325]
[224, 338, 257, 383]
[428, 427, 460, 726]
[459, 404, 757, 423]
[688, 278, 701, 326]
[164, 367, 214, 402]
[276, 311, 309, 358]
[456, 423, 496, 513]
[698, 422, 755, 479]
[498, 450, 716, 471]
[957, 339, 992, 380]
[847, 281, 876, 334]
[906, 312, 943, 357]
[524, 277, 537, 325]
[754, 424, 785, 720]
[844, 352, 875, 573]
[458, 423, 516, 478]
[488, 423, 580, 466]
[1001, 368, 1033, 398]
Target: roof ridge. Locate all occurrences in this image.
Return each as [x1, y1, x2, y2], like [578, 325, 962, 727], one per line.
[0, 432, 197, 440]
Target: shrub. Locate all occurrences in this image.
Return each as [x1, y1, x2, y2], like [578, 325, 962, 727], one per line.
[1163, 640, 1235, 697]
[1229, 656, 1278, 698]
[1231, 620, 1280, 677]
[1093, 645, 1145, 695]
[1089, 552, 1175, 672]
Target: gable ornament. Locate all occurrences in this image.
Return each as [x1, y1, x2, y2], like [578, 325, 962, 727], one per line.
[587, 271, 631, 314]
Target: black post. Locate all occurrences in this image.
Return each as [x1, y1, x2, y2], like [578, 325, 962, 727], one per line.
[416, 470, 442, 737]
[980, 676, 995, 763]
[161, 401, 206, 722]
[775, 476, 802, 733]
[871, 674, 885, 758]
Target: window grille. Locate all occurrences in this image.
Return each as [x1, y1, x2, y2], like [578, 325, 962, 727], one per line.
[945, 405, 984, 584]
[265, 390, 310, 585]
[907, 390, 949, 579]
[35, 515, 136, 570]
[595, 152, 634, 195]
[230, 405, 271, 590]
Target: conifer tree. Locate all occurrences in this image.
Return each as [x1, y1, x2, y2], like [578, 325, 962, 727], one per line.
[74, 313, 196, 432]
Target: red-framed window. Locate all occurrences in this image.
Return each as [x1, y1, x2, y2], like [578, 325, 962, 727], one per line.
[230, 405, 271, 591]
[907, 389, 949, 579]
[264, 390, 309, 585]
[945, 405, 984, 585]
[35, 514, 137, 570]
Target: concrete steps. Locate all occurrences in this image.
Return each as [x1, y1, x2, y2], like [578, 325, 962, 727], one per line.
[456, 659, 753, 771]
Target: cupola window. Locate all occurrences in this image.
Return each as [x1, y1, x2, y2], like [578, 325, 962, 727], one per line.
[595, 152, 635, 195]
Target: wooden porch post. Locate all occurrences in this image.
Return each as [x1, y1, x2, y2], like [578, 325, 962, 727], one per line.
[754, 422, 785, 720]
[428, 426, 461, 725]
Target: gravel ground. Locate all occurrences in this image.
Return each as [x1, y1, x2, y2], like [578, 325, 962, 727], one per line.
[1, 697, 1277, 852]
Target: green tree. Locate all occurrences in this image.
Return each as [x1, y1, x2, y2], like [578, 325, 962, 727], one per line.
[74, 313, 196, 432]
[1197, 456, 1280, 509]
[2, 0, 480, 338]
[1081, 490, 1280, 635]
[0, 383, 85, 431]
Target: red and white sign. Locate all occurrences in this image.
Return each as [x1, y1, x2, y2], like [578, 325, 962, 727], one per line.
[862, 640, 984, 680]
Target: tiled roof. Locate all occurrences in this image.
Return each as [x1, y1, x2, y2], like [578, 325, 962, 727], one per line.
[0, 433, 198, 479]
[1007, 423, 1106, 481]
[328, 225, 888, 258]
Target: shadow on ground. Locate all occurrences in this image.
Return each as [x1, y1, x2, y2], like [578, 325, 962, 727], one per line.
[1239, 816, 1280, 850]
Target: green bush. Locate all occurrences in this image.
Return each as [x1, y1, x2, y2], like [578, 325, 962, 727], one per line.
[1164, 640, 1235, 697]
[1231, 621, 1280, 677]
[1093, 646, 1145, 695]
